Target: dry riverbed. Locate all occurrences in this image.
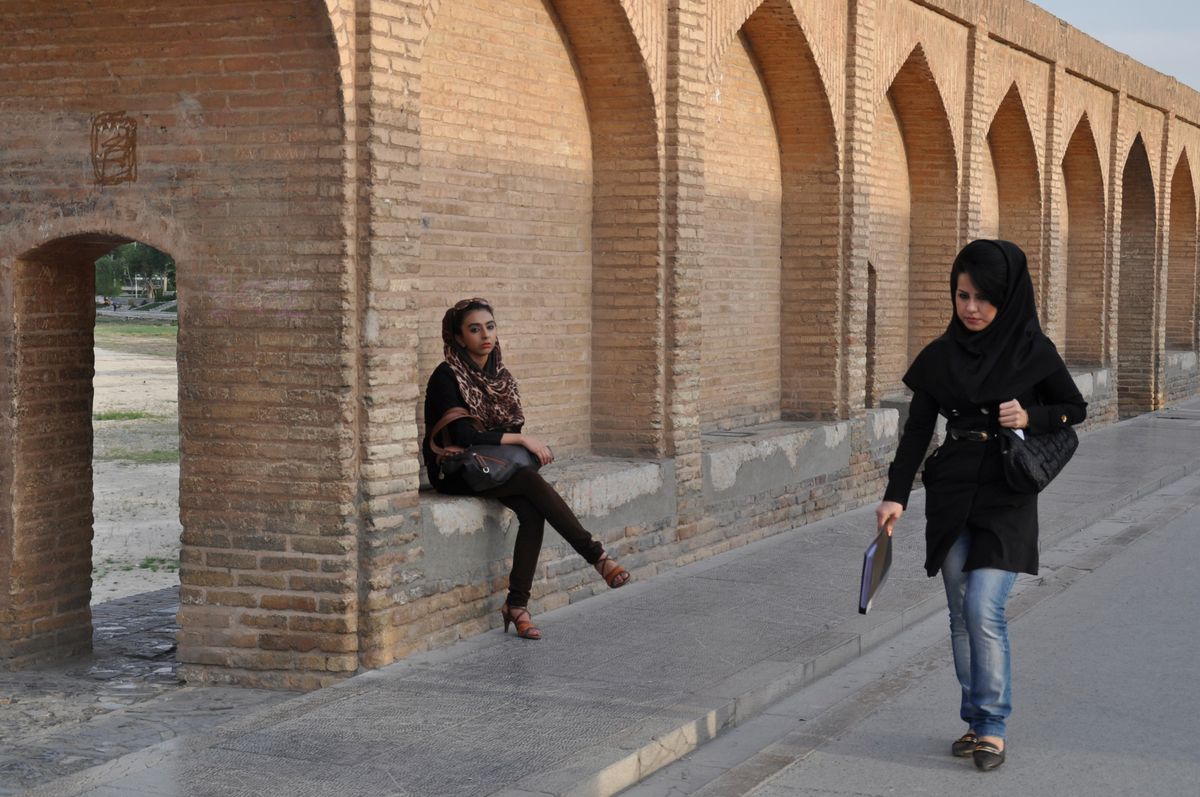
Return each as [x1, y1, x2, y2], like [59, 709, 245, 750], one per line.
[91, 322, 182, 602]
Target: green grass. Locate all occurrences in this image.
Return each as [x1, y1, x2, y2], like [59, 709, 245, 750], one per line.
[94, 319, 178, 336]
[93, 410, 155, 421]
[138, 556, 179, 573]
[94, 319, 178, 357]
[100, 448, 180, 464]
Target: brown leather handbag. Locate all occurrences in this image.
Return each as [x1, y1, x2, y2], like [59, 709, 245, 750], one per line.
[427, 407, 540, 491]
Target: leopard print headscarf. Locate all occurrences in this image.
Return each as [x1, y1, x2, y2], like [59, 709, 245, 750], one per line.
[441, 300, 525, 431]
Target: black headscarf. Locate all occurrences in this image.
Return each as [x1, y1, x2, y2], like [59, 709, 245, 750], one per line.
[903, 240, 1063, 407]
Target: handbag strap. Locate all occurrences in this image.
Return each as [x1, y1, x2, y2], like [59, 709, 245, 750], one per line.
[428, 407, 480, 458]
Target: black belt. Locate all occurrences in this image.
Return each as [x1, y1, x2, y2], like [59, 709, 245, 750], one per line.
[948, 428, 993, 442]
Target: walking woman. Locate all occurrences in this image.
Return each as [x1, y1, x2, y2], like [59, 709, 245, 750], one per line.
[875, 240, 1086, 771]
[423, 298, 630, 641]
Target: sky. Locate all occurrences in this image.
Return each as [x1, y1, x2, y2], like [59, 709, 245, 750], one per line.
[1034, 0, 1200, 90]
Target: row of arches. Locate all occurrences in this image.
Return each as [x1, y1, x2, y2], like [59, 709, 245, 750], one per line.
[417, 0, 1200, 440]
[6, 0, 1200, 676]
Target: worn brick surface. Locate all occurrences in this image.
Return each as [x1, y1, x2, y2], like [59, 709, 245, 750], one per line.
[3, 0, 1200, 687]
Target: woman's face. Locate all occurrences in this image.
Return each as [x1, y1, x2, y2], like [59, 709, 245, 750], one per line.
[456, 309, 497, 365]
[955, 272, 998, 332]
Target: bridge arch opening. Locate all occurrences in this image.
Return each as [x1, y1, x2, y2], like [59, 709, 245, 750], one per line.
[1061, 114, 1107, 366]
[1118, 135, 1159, 417]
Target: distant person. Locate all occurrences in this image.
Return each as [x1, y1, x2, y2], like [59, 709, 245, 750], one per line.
[875, 241, 1086, 771]
[423, 298, 630, 640]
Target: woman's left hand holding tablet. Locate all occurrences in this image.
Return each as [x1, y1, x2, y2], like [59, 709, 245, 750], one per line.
[875, 500, 903, 537]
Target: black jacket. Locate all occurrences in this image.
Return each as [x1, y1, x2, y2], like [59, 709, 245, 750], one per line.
[884, 361, 1086, 576]
[422, 362, 523, 495]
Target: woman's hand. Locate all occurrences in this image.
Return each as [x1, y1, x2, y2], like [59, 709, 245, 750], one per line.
[999, 399, 1029, 429]
[518, 434, 554, 466]
[875, 500, 903, 536]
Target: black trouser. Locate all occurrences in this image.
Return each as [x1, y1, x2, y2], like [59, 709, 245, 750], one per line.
[478, 467, 604, 607]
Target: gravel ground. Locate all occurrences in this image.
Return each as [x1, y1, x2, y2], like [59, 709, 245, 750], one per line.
[91, 344, 182, 602]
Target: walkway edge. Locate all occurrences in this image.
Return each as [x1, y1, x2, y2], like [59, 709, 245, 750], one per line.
[22, 419, 1200, 797]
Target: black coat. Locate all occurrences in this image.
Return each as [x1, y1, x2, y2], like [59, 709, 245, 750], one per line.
[423, 362, 523, 495]
[884, 360, 1086, 577]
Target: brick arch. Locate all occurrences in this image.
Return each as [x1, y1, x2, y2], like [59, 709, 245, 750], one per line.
[1167, 151, 1198, 351]
[747, 0, 840, 419]
[1118, 134, 1160, 417]
[1, 1, 357, 683]
[415, 0, 661, 456]
[1, 233, 180, 666]
[987, 83, 1044, 306]
[1061, 113, 1107, 366]
[870, 44, 960, 403]
[700, 0, 841, 425]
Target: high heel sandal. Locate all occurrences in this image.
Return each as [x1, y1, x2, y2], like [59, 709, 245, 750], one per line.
[500, 604, 542, 640]
[594, 553, 630, 588]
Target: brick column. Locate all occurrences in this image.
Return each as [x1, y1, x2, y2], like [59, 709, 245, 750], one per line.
[961, 21, 991, 243]
[1, 244, 97, 667]
[1042, 62, 1067, 339]
[1105, 92, 1126, 370]
[664, 0, 707, 540]
[1154, 110, 1175, 407]
[843, 0, 877, 415]
[353, 0, 426, 669]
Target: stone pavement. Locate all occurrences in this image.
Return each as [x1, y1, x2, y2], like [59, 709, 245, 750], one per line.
[8, 400, 1200, 797]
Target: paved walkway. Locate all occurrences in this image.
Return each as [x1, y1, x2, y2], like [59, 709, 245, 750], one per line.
[8, 400, 1200, 797]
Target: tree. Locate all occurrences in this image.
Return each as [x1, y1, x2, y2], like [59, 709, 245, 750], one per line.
[94, 253, 124, 297]
[93, 242, 175, 298]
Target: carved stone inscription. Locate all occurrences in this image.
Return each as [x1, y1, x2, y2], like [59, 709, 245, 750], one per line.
[91, 111, 137, 185]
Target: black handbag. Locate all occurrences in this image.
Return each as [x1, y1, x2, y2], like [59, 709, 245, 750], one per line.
[998, 426, 1078, 493]
[428, 408, 540, 492]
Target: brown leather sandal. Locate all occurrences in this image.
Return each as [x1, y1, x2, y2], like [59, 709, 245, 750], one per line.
[594, 553, 630, 588]
[500, 604, 542, 640]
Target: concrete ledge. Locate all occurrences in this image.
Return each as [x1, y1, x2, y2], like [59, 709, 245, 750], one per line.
[418, 456, 675, 583]
[701, 420, 853, 503]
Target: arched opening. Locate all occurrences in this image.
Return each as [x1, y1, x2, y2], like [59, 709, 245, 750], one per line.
[416, 0, 660, 456]
[1118, 135, 1159, 416]
[1, 0, 355, 685]
[701, 31, 782, 430]
[871, 45, 960, 403]
[91, 243, 181, 605]
[1061, 114, 1107, 366]
[1167, 152, 1197, 351]
[701, 0, 840, 428]
[986, 84, 1044, 306]
[1, 234, 180, 666]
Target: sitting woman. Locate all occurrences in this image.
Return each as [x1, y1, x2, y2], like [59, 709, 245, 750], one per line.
[423, 297, 631, 641]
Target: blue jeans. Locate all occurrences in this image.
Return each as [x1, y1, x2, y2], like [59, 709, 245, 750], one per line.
[941, 532, 1018, 739]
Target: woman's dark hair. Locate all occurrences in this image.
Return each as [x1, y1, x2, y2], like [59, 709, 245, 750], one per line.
[441, 297, 494, 347]
[950, 241, 1008, 308]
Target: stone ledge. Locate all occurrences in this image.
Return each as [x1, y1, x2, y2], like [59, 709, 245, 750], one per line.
[418, 456, 676, 583]
[1165, 350, 1198, 373]
[701, 411, 897, 504]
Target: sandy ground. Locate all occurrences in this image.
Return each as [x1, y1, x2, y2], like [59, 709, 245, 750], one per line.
[91, 346, 182, 603]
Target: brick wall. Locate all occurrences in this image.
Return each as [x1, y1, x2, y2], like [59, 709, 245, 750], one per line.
[5, 0, 1200, 685]
[418, 0, 594, 455]
[1167, 156, 1197, 350]
[988, 84, 1044, 305]
[869, 95, 911, 400]
[3, 241, 98, 666]
[701, 32, 783, 431]
[1061, 114, 1107, 366]
[0, 0, 356, 685]
[1117, 135, 1159, 417]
